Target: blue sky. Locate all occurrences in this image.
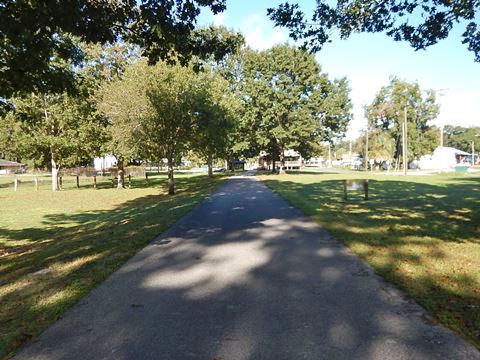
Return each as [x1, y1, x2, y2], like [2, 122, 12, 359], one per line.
[197, 0, 480, 139]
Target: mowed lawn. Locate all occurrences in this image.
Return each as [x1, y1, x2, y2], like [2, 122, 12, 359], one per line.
[261, 171, 480, 348]
[0, 173, 225, 359]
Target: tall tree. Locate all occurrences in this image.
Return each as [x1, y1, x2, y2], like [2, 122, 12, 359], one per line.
[365, 78, 440, 163]
[268, 1, 480, 62]
[238, 45, 352, 174]
[191, 69, 239, 177]
[6, 92, 106, 191]
[99, 60, 198, 195]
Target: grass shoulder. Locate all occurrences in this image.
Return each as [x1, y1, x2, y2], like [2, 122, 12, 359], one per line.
[259, 170, 480, 349]
[0, 173, 226, 359]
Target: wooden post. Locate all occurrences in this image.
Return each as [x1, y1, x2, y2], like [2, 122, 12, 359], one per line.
[343, 180, 347, 201]
[93, 175, 97, 189]
[14, 176, 18, 191]
[34, 176, 38, 191]
[59, 177, 63, 188]
[76, 175, 80, 188]
[145, 172, 149, 183]
[364, 180, 369, 201]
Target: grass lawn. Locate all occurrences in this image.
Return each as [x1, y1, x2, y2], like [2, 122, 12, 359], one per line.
[0, 172, 225, 359]
[260, 170, 480, 348]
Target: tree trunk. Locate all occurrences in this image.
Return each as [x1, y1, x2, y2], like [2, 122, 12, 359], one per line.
[271, 159, 276, 173]
[167, 157, 175, 195]
[117, 158, 125, 189]
[278, 147, 286, 175]
[207, 153, 213, 178]
[51, 156, 60, 192]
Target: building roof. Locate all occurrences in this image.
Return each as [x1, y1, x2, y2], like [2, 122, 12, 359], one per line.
[0, 159, 24, 167]
[434, 146, 471, 156]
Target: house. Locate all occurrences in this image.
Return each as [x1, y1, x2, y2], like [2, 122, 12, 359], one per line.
[284, 149, 303, 169]
[419, 146, 471, 170]
[258, 150, 303, 170]
[93, 155, 118, 172]
[0, 159, 25, 174]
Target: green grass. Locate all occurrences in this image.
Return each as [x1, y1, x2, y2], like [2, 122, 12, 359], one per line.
[260, 170, 480, 348]
[0, 173, 226, 359]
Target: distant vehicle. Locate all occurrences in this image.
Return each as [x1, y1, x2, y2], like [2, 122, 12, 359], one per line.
[213, 167, 226, 172]
[409, 160, 420, 170]
[351, 157, 363, 168]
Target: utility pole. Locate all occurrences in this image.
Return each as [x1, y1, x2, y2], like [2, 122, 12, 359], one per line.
[403, 106, 408, 176]
[473, 140, 476, 166]
[365, 126, 369, 171]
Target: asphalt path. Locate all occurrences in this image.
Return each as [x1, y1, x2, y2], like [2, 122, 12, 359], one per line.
[15, 176, 480, 359]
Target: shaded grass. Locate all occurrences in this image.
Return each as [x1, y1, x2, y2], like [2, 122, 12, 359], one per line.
[260, 171, 480, 348]
[0, 173, 226, 359]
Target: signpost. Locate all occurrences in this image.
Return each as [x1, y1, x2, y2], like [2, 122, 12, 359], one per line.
[343, 180, 369, 201]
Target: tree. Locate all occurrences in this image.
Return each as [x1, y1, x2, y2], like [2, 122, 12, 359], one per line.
[190, 69, 239, 177]
[237, 45, 352, 174]
[6, 93, 106, 191]
[1, 1, 235, 101]
[445, 125, 480, 152]
[354, 128, 396, 164]
[99, 60, 199, 195]
[365, 78, 440, 164]
[268, 2, 480, 62]
[0, 113, 28, 162]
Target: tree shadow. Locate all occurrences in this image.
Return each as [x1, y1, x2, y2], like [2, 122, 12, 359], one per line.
[7, 177, 480, 359]
[260, 175, 480, 349]
[0, 174, 226, 358]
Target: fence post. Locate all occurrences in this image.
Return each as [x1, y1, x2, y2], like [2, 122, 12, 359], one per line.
[14, 175, 18, 192]
[34, 176, 38, 191]
[76, 175, 80, 188]
[145, 172, 149, 183]
[59, 177, 63, 188]
[93, 175, 97, 189]
[364, 180, 369, 201]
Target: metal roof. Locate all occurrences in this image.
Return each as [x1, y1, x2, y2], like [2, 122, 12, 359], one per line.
[0, 159, 24, 167]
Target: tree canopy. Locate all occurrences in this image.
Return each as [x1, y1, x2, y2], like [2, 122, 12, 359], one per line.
[268, 1, 480, 62]
[235, 45, 352, 173]
[445, 125, 480, 152]
[98, 58, 237, 193]
[1, 92, 107, 190]
[0, 1, 241, 101]
[365, 77, 440, 161]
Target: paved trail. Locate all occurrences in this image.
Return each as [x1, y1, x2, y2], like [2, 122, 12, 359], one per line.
[16, 176, 479, 360]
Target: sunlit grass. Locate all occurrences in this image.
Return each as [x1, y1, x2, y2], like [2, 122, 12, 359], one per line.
[260, 170, 480, 348]
[0, 173, 226, 359]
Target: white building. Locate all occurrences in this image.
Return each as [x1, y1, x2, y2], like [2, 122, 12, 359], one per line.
[93, 155, 117, 172]
[419, 146, 471, 170]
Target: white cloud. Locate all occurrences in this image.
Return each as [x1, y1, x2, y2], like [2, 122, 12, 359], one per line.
[242, 13, 288, 50]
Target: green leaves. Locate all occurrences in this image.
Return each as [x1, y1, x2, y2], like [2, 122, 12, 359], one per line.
[235, 45, 352, 161]
[1, 1, 233, 101]
[268, 1, 480, 62]
[365, 77, 440, 160]
[2, 92, 107, 169]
